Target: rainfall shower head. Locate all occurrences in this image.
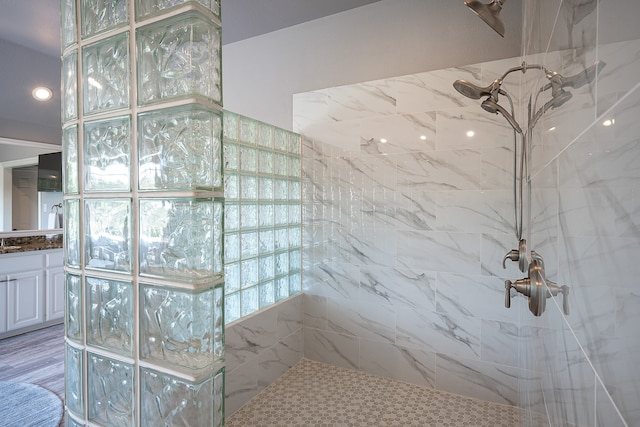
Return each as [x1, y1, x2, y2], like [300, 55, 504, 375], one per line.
[481, 97, 523, 134]
[465, 0, 506, 37]
[453, 79, 499, 100]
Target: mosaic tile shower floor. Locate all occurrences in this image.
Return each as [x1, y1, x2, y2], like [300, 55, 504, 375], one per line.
[226, 358, 543, 426]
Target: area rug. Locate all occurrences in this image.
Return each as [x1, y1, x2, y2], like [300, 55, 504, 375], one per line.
[0, 381, 63, 427]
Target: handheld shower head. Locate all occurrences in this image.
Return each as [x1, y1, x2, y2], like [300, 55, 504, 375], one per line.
[548, 89, 573, 109]
[481, 97, 523, 134]
[561, 60, 606, 89]
[453, 79, 493, 99]
[465, 0, 506, 37]
[545, 61, 606, 91]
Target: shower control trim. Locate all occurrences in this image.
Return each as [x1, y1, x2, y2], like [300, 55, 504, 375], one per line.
[502, 239, 528, 272]
[505, 257, 569, 316]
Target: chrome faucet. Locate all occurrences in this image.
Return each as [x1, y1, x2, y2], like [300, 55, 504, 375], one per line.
[502, 239, 528, 272]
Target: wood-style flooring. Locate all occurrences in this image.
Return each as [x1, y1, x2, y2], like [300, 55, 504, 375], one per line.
[0, 324, 65, 398]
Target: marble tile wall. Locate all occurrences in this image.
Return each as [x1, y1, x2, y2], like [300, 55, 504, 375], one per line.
[524, 1, 640, 426]
[224, 293, 303, 416]
[295, 59, 545, 407]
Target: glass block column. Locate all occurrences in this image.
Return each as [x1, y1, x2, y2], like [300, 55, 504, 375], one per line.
[61, 1, 224, 426]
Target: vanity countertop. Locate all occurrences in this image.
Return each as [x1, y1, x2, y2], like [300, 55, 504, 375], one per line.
[0, 233, 63, 255]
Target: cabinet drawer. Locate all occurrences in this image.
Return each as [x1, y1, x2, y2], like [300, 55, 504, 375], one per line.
[0, 253, 45, 274]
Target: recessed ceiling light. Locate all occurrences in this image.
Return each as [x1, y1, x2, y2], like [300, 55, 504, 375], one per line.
[379, 138, 387, 143]
[548, 126, 556, 132]
[602, 118, 615, 127]
[419, 135, 427, 140]
[32, 87, 53, 101]
[466, 130, 475, 137]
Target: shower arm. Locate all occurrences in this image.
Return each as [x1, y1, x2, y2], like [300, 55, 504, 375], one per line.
[497, 62, 550, 82]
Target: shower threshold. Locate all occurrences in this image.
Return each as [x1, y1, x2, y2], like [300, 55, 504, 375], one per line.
[226, 358, 544, 426]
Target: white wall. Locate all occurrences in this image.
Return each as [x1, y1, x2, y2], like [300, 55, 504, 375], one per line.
[222, 0, 522, 130]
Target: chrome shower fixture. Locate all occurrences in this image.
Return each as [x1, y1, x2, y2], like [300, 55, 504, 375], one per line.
[465, 0, 506, 37]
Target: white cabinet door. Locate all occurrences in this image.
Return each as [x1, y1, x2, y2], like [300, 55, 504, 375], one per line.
[7, 269, 45, 331]
[46, 266, 65, 321]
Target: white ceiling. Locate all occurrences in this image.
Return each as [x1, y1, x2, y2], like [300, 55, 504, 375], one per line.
[0, 0, 383, 156]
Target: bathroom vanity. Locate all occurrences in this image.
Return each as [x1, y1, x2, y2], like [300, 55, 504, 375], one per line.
[0, 231, 64, 339]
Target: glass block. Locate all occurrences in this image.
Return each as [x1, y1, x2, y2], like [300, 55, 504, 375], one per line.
[84, 115, 131, 192]
[241, 286, 258, 317]
[135, 0, 218, 21]
[66, 413, 84, 427]
[289, 156, 301, 178]
[87, 352, 135, 427]
[139, 198, 223, 282]
[275, 252, 289, 276]
[65, 273, 82, 343]
[140, 367, 224, 427]
[240, 203, 258, 229]
[259, 281, 275, 308]
[274, 128, 288, 152]
[275, 179, 288, 201]
[86, 276, 133, 356]
[224, 173, 238, 200]
[138, 105, 222, 191]
[289, 203, 301, 225]
[274, 228, 288, 252]
[274, 153, 287, 176]
[290, 272, 301, 294]
[64, 199, 81, 268]
[275, 203, 288, 226]
[213, 363, 224, 426]
[225, 292, 240, 323]
[61, 0, 77, 49]
[81, 0, 129, 38]
[259, 204, 274, 228]
[224, 262, 240, 294]
[239, 146, 257, 172]
[290, 249, 301, 272]
[240, 175, 257, 200]
[65, 344, 84, 417]
[137, 11, 221, 106]
[240, 258, 258, 289]
[224, 203, 239, 231]
[259, 229, 274, 254]
[289, 226, 301, 248]
[239, 116, 257, 144]
[259, 254, 274, 281]
[83, 32, 130, 115]
[258, 150, 274, 175]
[85, 199, 132, 273]
[259, 177, 273, 201]
[240, 231, 258, 259]
[223, 141, 238, 171]
[62, 51, 77, 123]
[288, 180, 300, 201]
[289, 133, 301, 155]
[62, 126, 79, 194]
[224, 232, 239, 263]
[275, 276, 289, 301]
[223, 111, 238, 141]
[140, 284, 223, 373]
[257, 122, 273, 149]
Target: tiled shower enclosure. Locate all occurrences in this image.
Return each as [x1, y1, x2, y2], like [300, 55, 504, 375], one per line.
[61, 0, 224, 425]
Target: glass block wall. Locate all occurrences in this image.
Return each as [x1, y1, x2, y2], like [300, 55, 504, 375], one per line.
[61, 1, 224, 425]
[222, 112, 302, 323]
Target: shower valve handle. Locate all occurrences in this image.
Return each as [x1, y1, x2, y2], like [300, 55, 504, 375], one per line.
[545, 281, 570, 315]
[504, 278, 531, 309]
[502, 250, 519, 269]
[502, 239, 528, 272]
